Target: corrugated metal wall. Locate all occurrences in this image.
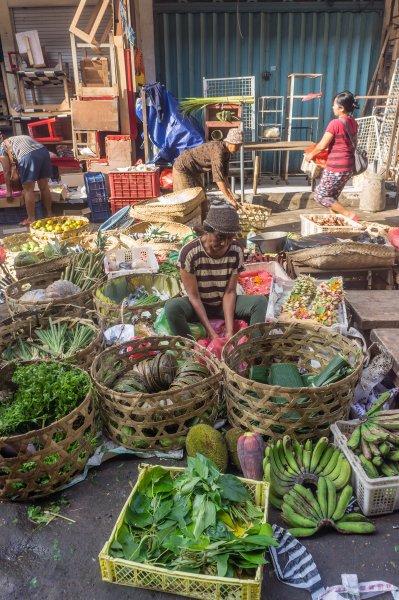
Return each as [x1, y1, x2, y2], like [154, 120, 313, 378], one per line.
[154, 7, 383, 138]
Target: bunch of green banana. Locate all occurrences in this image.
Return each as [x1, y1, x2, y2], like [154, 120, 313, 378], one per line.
[263, 435, 351, 508]
[282, 477, 376, 537]
[346, 393, 399, 479]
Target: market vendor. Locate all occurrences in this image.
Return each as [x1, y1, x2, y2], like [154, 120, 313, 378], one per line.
[164, 203, 267, 340]
[172, 129, 243, 209]
[0, 134, 53, 226]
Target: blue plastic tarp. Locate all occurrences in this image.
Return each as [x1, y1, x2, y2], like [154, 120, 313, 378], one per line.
[136, 83, 205, 163]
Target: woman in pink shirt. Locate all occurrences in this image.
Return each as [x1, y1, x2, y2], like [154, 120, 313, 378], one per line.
[306, 90, 359, 221]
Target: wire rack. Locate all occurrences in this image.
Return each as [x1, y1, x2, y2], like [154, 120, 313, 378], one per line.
[378, 58, 399, 174]
[356, 116, 382, 164]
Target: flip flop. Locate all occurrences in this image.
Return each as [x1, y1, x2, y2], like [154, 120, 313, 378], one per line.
[349, 214, 360, 221]
[19, 219, 32, 226]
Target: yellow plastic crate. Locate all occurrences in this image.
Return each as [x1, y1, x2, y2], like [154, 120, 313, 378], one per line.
[99, 464, 270, 600]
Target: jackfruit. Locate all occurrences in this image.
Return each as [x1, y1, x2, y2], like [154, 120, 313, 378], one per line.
[225, 428, 242, 471]
[186, 424, 228, 472]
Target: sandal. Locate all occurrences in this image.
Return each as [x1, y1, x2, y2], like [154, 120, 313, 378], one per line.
[19, 219, 33, 227]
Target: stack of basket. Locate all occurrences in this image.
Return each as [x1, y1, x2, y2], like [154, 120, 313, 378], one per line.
[132, 188, 205, 226]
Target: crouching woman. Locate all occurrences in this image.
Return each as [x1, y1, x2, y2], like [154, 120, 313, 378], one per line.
[164, 203, 267, 340]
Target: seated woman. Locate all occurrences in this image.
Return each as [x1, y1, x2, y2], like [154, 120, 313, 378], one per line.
[165, 203, 267, 340]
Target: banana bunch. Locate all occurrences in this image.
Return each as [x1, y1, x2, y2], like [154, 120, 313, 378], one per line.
[263, 436, 351, 508]
[347, 393, 399, 479]
[282, 478, 376, 537]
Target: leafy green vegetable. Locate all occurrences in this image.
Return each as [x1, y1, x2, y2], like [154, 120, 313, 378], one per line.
[0, 363, 91, 436]
[109, 454, 277, 578]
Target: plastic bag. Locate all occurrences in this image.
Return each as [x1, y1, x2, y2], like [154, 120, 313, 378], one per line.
[318, 574, 399, 600]
[388, 227, 399, 249]
[305, 143, 329, 166]
[198, 319, 248, 359]
[284, 234, 339, 253]
[160, 168, 173, 190]
[154, 308, 206, 340]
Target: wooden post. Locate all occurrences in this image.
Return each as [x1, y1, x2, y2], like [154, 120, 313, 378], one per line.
[141, 86, 150, 163]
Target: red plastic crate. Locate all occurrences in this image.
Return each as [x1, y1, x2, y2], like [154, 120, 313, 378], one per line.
[110, 197, 145, 214]
[108, 169, 160, 199]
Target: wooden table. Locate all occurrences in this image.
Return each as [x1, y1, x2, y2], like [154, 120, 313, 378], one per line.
[239, 140, 314, 201]
[346, 290, 399, 331]
[370, 328, 399, 385]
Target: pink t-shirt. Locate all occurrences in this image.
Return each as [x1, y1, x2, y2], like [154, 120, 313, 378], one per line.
[325, 116, 358, 172]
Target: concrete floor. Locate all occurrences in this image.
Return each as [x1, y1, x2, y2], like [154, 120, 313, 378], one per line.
[1, 182, 399, 600]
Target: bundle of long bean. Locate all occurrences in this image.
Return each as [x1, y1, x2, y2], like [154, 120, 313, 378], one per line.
[2, 319, 96, 361]
[179, 96, 254, 117]
[62, 250, 105, 291]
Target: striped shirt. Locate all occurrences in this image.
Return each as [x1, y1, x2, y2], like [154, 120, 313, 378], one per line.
[0, 135, 44, 162]
[325, 117, 357, 172]
[177, 238, 244, 306]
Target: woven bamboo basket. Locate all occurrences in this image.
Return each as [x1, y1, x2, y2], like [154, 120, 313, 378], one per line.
[91, 337, 221, 451]
[0, 233, 42, 256]
[14, 252, 74, 280]
[94, 273, 181, 327]
[132, 188, 205, 221]
[30, 215, 90, 243]
[5, 270, 105, 317]
[0, 312, 102, 369]
[287, 243, 396, 271]
[0, 361, 96, 501]
[66, 233, 120, 252]
[237, 203, 272, 235]
[222, 322, 363, 441]
[120, 221, 194, 254]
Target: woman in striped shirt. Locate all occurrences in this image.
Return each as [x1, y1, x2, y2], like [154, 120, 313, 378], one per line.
[165, 203, 267, 340]
[0, 135, 53, 225]
[305, 90, 359, 221]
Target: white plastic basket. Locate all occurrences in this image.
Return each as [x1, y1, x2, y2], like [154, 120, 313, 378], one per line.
[331, 420, 399, 516]
[300, 214, 364, 236]
[104, 246, 159, 280]
[243, 260, 292, 284]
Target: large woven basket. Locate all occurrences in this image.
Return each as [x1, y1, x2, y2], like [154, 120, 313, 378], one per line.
[287, 243, 396, 271]
[5, 270, 104, 317]
[14, 252, 74, 280]
[132, 188, 205, 221]
[237, 202, 272, 235]
[30, 215, 90, 242]
[120, 221, 193, 254]
[0, 233, 42, 256]
[91, 337, 221, 451]
[0, 361, 96, 501]
[94, 273, 181, 327]
[222, 322, 363, 441]
[0, 312, 102, 369]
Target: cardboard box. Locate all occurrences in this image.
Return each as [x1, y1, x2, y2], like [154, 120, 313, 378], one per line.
[106, 135, 132, 167]
[71, 99, 119, 131]
[60, 173, 85, 188]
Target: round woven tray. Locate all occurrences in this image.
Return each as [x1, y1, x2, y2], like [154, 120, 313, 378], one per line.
[1, 233, 42, 255]
[94, 272, 181, 327]
[222, 321, 363, 441]
[0, 312, 102, 369]
[91, 336, 221, 451]
[0, 361, 96, 500]
[5, 270, 104, 318]
[121, 221, 193, 254]
[30, 216, 90, 242]
[287, 243, 396, 270]
[237, 202, 272, 235]
[14, 252, 74, 280]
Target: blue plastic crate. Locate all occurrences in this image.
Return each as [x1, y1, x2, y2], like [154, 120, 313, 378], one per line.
[84, 172, 110, 222]
[90, 201, 111, 223]
[0, 202, 44, 225]
[84, 172, 108, 204]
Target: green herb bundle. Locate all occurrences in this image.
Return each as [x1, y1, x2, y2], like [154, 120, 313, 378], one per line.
[0, 363, 91, 436]
[2, 319, 96, 362]
[110, 455, 277, 578]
